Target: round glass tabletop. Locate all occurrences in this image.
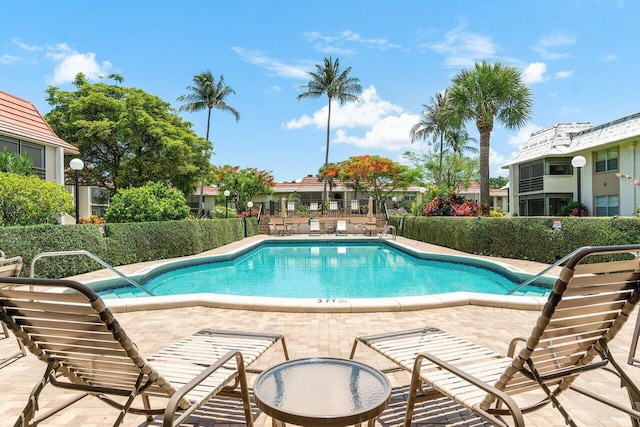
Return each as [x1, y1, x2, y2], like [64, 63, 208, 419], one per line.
[253, 357, 391, 426]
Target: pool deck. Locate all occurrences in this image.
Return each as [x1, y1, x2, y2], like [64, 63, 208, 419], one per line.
[2, 236, 639, 426]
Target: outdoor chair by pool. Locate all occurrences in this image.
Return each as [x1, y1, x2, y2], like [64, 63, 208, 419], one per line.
[336, 220, 348, 235]
[0, 253, 26, 368]
[0, 277, 289, 427]
[309, 218, 321, 235]
[351, 245, 640, 427]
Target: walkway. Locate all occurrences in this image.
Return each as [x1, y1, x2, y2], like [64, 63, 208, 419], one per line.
[1, 237, 639, 426]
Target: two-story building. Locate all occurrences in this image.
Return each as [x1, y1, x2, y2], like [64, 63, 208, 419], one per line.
[0, 90, 83, 223]
[504, 112, 640, 216]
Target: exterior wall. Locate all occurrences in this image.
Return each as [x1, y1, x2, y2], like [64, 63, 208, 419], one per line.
[619, 141, 640, 215]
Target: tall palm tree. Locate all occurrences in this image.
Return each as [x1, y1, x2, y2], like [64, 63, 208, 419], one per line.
[178, 70, 240, 217]
[447, 61, 532, 207]
[410, 90, 451, 185]
[298, 57, 362, 204]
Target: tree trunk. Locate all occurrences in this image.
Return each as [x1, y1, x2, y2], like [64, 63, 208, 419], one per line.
[476, 116, 493, 210]
[199, 108, 213, 218]
[322, 99, 332, 205]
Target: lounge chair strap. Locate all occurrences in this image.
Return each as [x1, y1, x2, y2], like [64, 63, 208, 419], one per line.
[524, 357, 577, 427]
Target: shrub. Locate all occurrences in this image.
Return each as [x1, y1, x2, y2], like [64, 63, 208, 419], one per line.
[423, 194, 482, 217]
[104, 182, 190, 223]
[212, 205, 237, 218]
[0, 172, 72, 226]
[559, 201, 589, 216]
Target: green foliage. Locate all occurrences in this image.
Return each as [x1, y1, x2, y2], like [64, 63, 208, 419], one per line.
[489, 176, 509, 189]
[423, 194, 483, 217]
[0, 218, 256, 278]
[392, 216, 640, 264]
[104, 182, 190, 223]
[212, 205, 237, 218]
[44, 73, 211, 196]
[0, 148, 34, 175]
[210, 165, 274, 212]
[0, 172, 72, 226]
[558, 201, 589, 217]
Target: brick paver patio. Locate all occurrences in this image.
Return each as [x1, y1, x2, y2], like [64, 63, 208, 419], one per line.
[1, 236, 639, 426]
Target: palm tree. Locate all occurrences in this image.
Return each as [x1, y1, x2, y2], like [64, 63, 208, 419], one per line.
[447, 61, 532, 208]
[178, 71, 240, 217]
[298, 57, 362, 204]
[410, 90, 451, 185]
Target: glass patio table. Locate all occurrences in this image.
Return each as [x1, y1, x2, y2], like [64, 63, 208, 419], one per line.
[253, 357, 391, 426]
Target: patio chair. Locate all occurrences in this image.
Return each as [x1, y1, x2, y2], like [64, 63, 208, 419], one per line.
[0, 276, 289, 427]
[351, 245, 640, 427]
[309, 202, 319, 215]
[328, 200, 339, 216]
[309, 219, 321, 235]
[0, 253, 27, 368]
[350, 199, 360, 215]
[336, 220, 348, 235]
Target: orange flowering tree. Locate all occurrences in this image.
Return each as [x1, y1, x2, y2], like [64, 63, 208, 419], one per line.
[321, 155, 419, 207]
[210, 165, 274, 213]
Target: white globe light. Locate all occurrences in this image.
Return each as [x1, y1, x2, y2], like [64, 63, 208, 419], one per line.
[247, 201, 254, 208]
[223, 190, 230, 197]
[571, 155, 586, 168]
[69, 158, 84, 170]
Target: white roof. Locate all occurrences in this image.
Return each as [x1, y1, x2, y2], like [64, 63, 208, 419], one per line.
[503, 112, 640, 167]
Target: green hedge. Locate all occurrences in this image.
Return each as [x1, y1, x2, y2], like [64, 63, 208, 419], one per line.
[393, 216, 640, 264]
[0, 218, 258, 278]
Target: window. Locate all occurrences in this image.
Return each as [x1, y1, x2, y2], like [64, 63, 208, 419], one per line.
[595, 148, 618, 173]
[90, 187, 110, 218]
[518, 160, 544, 193]
[0, 136, 19, 153]
[595, 195, 619, 216]
[0, 137, 45, 178]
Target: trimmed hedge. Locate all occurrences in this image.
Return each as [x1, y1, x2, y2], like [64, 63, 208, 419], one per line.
[0, 218, 257, 278]
[392, 216, 640, 264]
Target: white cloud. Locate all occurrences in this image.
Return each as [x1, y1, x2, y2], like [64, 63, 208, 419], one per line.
[601, 53, 618, 61]
[46, 43, 112, 84]
[231, 47, 311, 79]
[490, 148, 510, 177]
[559, 105, 580, 115]
[284, 85, 424, 152]
[423, 21, 497, 68]
[555, 70, 573, 79]
[12, 38, 42, 52]
[0, 54, 23, 65]
[533, 32, 576, 59]
[522, 62, 547, 84]
[304, 31, 402, 54]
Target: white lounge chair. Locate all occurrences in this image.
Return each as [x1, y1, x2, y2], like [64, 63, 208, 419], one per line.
[309, 219, 321, 235]
[336, 220, 348, 235]
[351, 245, 640, 426]
[0, 277, 289, 426]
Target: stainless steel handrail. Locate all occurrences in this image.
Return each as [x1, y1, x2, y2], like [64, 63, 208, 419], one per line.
[379, 225, 396, 242]
[30, 250, 154, 296]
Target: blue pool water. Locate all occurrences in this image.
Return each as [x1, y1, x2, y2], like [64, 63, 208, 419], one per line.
[99, 242, 549, 299]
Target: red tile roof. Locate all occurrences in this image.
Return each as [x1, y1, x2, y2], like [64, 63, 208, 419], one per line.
[0, 90, 78, 153]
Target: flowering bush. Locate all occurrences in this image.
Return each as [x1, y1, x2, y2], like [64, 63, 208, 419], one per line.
[423, 194, 482, 217]
[79, 215, 106, 224]
[617, 173, 640, 186]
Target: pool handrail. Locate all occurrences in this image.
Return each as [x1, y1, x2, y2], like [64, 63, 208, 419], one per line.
[506, 251, 576, 295]
[30, 250, 154, 297]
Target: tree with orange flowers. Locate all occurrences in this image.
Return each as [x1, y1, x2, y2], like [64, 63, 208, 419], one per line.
[321, 155, 419, 208]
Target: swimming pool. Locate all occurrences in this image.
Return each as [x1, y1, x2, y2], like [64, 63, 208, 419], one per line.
[98, 240, 550, 299]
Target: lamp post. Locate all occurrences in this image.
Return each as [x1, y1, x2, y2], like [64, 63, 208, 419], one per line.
[391, 196, 397, 209]
[247, 201, 253, 217]
[223, 190, 230, 218]
[571, 155, 586, 217]
[69, 158, 84, 223]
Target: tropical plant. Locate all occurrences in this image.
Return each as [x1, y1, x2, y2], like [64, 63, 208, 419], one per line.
[178, 70, 240, 216]
[559, 201, 589, 217]
[447, 61, 533, 207]
[423, 194, 482, 217]
[45, 73, 211, 196]
[0, 172, 72, 226]
[322, 155, 419, 209]
[298, 57, 362, 203]
[410, 90, 451, 184]
[0, 148, 33, 175]
[210, 165, 274, 214]
[104, 182, 190, 223]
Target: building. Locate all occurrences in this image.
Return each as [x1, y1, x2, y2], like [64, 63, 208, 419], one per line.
[0, 90, 82, 223]
[504, 112, 640, 216]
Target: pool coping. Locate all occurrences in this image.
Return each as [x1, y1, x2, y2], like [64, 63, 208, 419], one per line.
[94, 236, 551, 314]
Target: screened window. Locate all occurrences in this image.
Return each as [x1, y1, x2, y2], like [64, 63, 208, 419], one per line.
[90, 187, 110, 218]
[595, 195, 619, 216]
[595, 148, 618, 173]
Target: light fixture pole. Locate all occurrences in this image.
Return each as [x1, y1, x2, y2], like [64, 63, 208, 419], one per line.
[247, 201, 253, 217]
[571, 155, 586, 217]
[392, 196, 397, 209]
[69, 158, 84, 223]
[224, 190, 231, 218]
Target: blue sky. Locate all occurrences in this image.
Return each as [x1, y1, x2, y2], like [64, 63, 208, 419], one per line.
[2, 0, 638, 182]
